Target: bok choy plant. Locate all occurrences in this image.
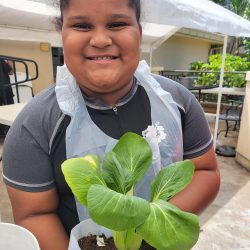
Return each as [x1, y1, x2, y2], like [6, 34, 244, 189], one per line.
[62, 132, 200, 250]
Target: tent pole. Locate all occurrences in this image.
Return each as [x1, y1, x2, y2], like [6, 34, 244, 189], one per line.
[213, 35, 228, 149]
[149, 47, 153, 68]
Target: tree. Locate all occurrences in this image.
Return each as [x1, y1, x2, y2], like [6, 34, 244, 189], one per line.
[211, 0, 250, 16]
[230, 0, 250, 55]
[211, 0, 250, 55]
[230, 0, 250, 17]
[211, 0, 227, 5]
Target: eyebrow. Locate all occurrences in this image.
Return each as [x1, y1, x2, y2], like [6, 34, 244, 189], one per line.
[67, 13, 131, 22]
[67, 16, 90, 21]
[110, 14, 132, 19]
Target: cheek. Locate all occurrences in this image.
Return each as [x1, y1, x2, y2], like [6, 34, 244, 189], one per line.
[62, 37, 86, 74]
[62, 32, 85, 56]
[117, 34, 141, 60]
[122, 35, 141, 66]
[62, 39, 83, 79]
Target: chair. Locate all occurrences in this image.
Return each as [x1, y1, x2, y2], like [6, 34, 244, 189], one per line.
[0, 55, 38, 104]
[219, 100, 243, 137]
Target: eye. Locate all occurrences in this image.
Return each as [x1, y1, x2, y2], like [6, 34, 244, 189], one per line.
[107, 22, 127, 30]
[73, 23, 93, 31]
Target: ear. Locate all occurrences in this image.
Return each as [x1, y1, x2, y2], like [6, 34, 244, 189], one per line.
[138, 23, 142, 41]
[139, 24, 142, 36]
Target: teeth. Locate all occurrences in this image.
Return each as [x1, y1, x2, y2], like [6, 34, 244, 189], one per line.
[92, 56, 115, 60]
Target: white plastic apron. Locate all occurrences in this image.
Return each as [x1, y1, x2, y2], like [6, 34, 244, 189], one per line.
[55, 60, 183, 221]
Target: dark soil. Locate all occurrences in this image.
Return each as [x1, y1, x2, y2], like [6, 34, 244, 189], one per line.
[78, 234, 155, 250]
[78, 234, 116, 250]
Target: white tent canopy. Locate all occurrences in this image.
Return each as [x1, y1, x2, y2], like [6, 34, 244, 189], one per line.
[0, 0, 61, 46]
[1, 0, 250, 50]
[143, 0, 250, 37]
[0, 0, 179, 50]
[1, 0, 250, 147]
[1, 0, 250, 43]
[2, 0, 250, 49]
[141, 23, 179, 52]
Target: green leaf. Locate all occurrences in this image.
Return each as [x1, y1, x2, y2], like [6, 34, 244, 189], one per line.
[151, 160, 194, 202]
[61, 155, 106, 206]
[136, 200, 200, 250]
[102, 132, 152, 193]
[102, 151, 132, 194]
[87, 184, 150, 231]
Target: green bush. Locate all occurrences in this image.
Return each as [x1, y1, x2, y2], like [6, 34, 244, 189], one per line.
[190, 54, 250, 88]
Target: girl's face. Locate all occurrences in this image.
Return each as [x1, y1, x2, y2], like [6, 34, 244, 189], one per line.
[62, 0, 142, 103]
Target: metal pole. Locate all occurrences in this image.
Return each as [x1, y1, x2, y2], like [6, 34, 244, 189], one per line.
[149, 46, 153, 68]
[213, 35, 228, 149]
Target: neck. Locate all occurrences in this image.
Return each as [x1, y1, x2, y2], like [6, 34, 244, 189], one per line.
[80, 79, 134, 106]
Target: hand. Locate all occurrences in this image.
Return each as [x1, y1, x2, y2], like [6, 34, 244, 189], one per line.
[5, 60, 14, 75]
[6, 186, 69, 250]
[169, 147, 220, 214]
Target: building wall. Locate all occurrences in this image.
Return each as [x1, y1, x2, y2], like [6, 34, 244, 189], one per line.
[0, 35, 214, 95]
[0, 39, 54, 95]
[236, 73, 250, 170]
[141, 35, 212, 70]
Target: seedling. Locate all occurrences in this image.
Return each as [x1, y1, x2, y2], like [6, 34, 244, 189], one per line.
[62, 132, 200, 250]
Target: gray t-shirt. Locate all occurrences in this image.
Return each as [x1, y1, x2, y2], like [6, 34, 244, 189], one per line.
[2, 74, 212, 233]
[3, 74, 212, 192]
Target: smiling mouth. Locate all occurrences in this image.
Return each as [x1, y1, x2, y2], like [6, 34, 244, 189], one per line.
[87, 56, 118, 60]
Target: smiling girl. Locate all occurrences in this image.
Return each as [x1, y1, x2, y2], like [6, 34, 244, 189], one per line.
[3, 1, 220, 249]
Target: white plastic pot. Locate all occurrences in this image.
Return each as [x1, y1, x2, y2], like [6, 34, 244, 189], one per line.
[0, 222, 40, 250]
[68, 219, 112, 250]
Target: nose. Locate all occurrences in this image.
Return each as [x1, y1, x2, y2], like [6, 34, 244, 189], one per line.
[89, 28, 112, 48]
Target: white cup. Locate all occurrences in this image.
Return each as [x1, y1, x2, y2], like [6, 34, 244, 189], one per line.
[68, 219, 112, 250]
[0, 222, 40, 250]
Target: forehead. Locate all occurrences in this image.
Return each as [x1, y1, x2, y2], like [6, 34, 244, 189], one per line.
[64, 0, 132, 14]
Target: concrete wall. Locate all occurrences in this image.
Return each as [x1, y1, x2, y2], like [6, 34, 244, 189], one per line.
[0, 39, 54, 95]
[141, 35, 211, 70]
[236, 72, 250, 170]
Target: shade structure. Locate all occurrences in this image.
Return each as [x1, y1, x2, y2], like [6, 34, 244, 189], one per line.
[0, 0, 60, 46]
[1, 0, 250, 147]
[142, 0, 250, 148]
[142, 0, 250, 37]
[1, 0, 250, 46]
[1, 0, 250, 47]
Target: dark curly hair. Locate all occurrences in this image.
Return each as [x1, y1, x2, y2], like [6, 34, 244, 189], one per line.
[55, 0, 141, 30]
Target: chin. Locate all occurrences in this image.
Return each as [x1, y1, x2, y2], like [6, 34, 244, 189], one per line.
[92, 81, 119, 91]
[89, 74, 121, 88]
